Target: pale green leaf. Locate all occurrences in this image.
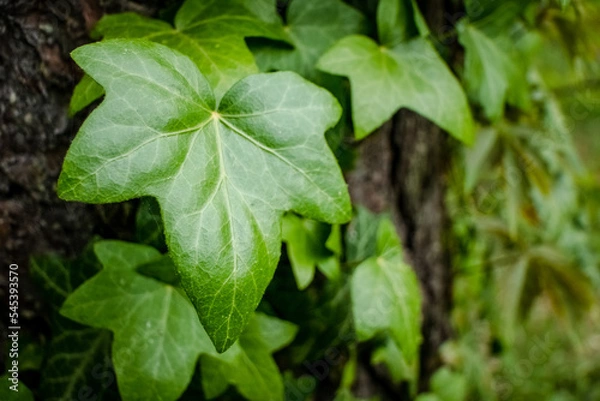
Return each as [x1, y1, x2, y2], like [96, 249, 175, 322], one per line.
[377, 0, 429, 47]
[318, 35, 474, 143]
[282, 214, 339, 289]
[60, 241, 215, 401]
[350, 213, 422, 364]
[200, 313, 297, 401]
[371, 337, 413, 383]
[70, 74, 103, 115]
[458, 21, 530, 120]
[57, 40, 350, 351]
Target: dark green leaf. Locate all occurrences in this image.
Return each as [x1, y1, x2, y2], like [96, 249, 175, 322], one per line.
[200, 313, 297, 401]
[60, 241, 214, 401]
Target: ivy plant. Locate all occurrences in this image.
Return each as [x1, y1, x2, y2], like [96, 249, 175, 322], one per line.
[16, 0, 596, 400]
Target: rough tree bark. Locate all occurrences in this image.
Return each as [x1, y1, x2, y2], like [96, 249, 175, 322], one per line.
[348, 0, 459, 392]
[0, 0, 166, 366]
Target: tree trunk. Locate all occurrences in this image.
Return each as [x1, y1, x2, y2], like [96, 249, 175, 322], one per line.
[348, 0, 458, 391]
[0, 0, 164, 354]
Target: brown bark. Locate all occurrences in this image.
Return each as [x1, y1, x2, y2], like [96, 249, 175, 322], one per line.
[347, 0, 459, 391]
[390, 110, 453, 390]
[0, 0, 165, 361]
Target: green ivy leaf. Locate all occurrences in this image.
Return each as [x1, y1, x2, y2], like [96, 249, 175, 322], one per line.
[371, 337, 413, 384]
[250, 0, 367, 81]
[69, 74, 103, 115]
[200, 313, 297, 401]
[58, 39, 350, 352]
[345, 206, 383, 264]
[70, 0, 287, 114]
[282, 214, 341, 289]
[350, 213, 422, 365]
[318, 35, 474, 143]
[59, 241, 296, 401]
[377, 0, 429, 47]
[457, 21, 530, 120]
[60, 241, 214, 401]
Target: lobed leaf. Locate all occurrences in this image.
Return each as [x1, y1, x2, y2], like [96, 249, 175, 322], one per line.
[318, 35, 474, 143]
[58, 39, 351, 351]
[349, 212, 422, 364]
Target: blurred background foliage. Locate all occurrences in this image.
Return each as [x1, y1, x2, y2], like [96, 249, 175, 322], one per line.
[442, 0, 600, 400]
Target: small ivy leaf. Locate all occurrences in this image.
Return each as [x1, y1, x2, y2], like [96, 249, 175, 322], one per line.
[60, 241, 215, 401]
[200, 313, 297, 401]
[371, 337, 413, 384]
[377, 0, 428, 47]
[69, 74, 103, 115]
[318, 35, 474, 143]
[282, 214, 339, 289]
[350, 212, 422, 365]
[58, 39, 351, 351]
[457, 21, 530, 121]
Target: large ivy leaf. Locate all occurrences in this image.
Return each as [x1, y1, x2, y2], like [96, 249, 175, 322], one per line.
[60, 241, 214, 401]
[350, 212, 422, 364]
[60, 241, 296, 401]
[250, 0, 367, 81]
[457, 21, 530, 120]
[318, 35, 474, 142]
[200, 313, 297, 401]
[70, 0, 287, 113]
[282, 214, 341, 289]
[30, 250, 118, 401]
[58, 39, 351, 351]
